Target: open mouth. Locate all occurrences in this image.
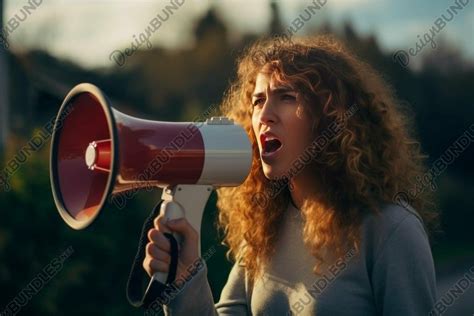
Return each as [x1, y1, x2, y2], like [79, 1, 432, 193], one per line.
[263, 138, 282, 154]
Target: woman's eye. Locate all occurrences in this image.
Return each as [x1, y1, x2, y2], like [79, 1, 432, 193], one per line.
[253, 99, 264, 106]
[282, 94, 296, 101]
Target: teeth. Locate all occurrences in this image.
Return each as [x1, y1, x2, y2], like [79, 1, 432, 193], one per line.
[263, 136, 278, 142]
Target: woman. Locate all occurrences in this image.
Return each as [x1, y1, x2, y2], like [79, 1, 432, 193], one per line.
[143, 35, 439, 315]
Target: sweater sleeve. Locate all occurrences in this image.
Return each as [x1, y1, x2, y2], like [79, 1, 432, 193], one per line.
[162, 258, 249, 315]
[371, 213, 438, 315]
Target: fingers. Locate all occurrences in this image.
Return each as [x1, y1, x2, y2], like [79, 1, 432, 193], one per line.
[146, 242, 171, 264]
[152, 214, 198, 243]
[144, 214, 173, 276]
[154, 214, 171, 234]
[143, 214, 199, 277]
[143, 255, 169, 276]
[166, 218, 198, 242]
[143, 241, 172, 276]
[147, 228, 171, 252]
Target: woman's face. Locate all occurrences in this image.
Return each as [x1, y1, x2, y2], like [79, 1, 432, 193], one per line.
[251, 71, 315, 180]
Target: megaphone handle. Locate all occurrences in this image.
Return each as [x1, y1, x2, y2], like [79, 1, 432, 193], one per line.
[126, 200, 163, 308]
[126, 200, 181, 308]
[141, 232, 179, 307]
[151, 199, 185, 283]
[126, 184, 212, 309]
[151, 232, 180, 284]
[142, 199, 184, 306]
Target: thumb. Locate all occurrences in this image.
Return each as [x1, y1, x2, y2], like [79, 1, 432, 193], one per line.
[166, 218, 197, 241]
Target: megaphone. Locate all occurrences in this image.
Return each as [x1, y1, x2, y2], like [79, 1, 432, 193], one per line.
[49, 83, 252, 307]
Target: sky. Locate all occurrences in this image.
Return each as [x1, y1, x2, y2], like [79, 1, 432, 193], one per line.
[3, 0, 474, 69]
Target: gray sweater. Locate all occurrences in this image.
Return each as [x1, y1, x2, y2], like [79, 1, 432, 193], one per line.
[162, 202, 438, 315]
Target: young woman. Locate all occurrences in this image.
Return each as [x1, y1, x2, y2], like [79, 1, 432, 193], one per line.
[143, 35, 439, 315]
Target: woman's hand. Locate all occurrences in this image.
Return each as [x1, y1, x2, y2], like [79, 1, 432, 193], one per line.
[143, 214, 200, 281]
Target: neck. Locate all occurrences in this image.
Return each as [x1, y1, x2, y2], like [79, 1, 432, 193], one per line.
[289, 171, 319, 210]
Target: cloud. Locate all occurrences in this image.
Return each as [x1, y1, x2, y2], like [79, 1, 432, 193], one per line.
[5, 0, 204, 68]
[325, 0, 384, 10]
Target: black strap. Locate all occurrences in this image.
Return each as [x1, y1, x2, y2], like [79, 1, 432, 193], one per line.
[126, 200, 180, 309]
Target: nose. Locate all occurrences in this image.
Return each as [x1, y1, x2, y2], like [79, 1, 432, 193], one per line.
[258, 97, 278, 126]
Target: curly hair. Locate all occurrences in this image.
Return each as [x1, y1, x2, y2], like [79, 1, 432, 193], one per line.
[215, 35, 439, 286]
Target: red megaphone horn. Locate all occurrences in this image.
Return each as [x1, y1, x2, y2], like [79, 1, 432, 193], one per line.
[49, 83, 252, 307]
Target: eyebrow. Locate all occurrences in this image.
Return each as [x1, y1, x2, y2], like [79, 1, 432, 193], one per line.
[252, 86, 296, 98]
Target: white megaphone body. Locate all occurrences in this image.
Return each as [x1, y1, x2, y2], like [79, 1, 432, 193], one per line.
[49, 83, 252, 307]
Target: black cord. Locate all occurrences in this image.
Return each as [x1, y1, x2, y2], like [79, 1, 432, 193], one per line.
[126, 200, 179, 309]
[126, 200, 162, 307]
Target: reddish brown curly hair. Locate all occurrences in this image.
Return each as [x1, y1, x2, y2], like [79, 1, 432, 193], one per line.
[215, 35, 439, 286]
